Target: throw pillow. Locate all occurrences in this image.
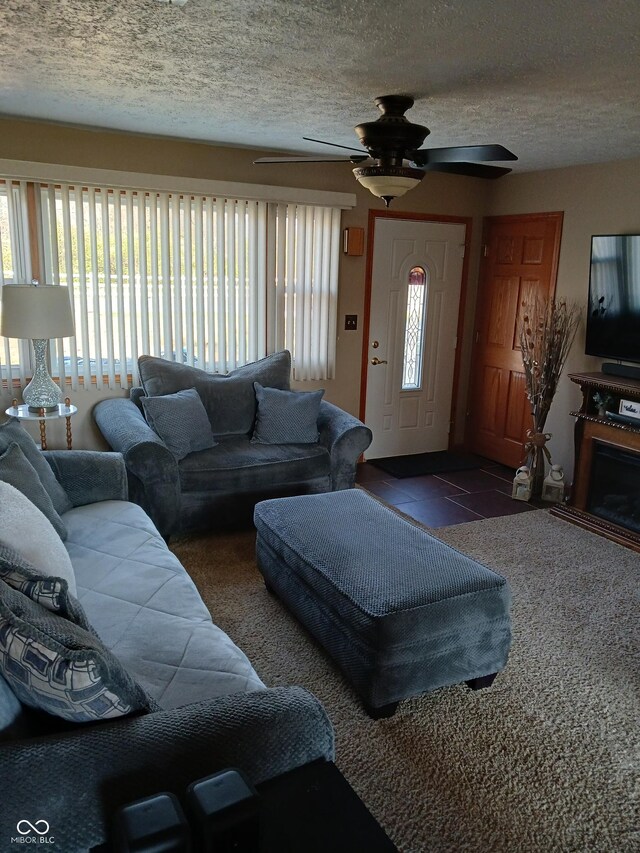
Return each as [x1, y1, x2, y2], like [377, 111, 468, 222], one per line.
[0, 580, 156, 722]
[0, 481, 77, 595]
[141, 388, 217, 460]
[0, 443, 68, 540]
[0, 542, 88, 628]
[0, 418, 72, 517]
[252, 382, 324, 444]
[138, 350, 292, 436]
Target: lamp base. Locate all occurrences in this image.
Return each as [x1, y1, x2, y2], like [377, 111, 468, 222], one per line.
[27, 404, 59, 414]
[22, 339, 64, 413]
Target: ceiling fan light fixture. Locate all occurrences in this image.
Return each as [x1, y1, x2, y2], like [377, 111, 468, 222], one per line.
[352, 165, 424, 207]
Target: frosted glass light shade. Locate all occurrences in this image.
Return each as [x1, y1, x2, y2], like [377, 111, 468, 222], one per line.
[353, 165, 424, 206]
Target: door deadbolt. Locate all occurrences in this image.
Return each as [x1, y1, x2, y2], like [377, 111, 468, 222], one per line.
[372, 340, 379, 349]
[370, 357, 388, 365]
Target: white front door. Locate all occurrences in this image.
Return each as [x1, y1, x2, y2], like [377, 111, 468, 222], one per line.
[364, 218, 466, 459]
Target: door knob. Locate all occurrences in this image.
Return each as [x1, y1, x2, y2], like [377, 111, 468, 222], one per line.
[370, 357, 388, 365]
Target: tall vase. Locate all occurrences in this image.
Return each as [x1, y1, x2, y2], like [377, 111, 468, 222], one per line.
[525, 429, 552, 500]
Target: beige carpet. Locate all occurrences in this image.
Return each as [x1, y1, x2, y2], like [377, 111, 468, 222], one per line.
[170, 509, 639, 853]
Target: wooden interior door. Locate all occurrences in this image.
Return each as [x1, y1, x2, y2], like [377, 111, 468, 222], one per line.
[467, 213, 563, 467]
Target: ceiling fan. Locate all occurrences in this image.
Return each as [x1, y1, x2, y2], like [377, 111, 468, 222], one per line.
[254, 95, 517, 207]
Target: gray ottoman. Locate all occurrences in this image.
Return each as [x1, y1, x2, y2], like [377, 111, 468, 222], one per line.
[254, 489, 512, 718]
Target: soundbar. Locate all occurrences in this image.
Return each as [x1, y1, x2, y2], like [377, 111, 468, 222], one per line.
[601, 362, 640, 380]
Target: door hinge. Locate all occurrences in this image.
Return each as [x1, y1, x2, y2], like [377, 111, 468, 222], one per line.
[475, 330, 480, 344]
[483, 244, 489, 257]
[460, 244, 466, 258]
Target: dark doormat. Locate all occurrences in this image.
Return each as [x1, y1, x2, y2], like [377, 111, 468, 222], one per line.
[369, 451, 486, 479]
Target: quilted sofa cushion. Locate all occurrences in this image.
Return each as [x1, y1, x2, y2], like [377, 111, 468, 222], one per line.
[138, 351, 291, 437]
[178, 435, 331, 493]
[63, 501, 265, 710]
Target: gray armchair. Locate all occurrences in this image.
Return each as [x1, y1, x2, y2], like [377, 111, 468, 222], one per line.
[94, 352, 372, 538]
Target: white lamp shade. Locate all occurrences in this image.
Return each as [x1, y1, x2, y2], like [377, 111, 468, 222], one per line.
[0, 284, 75, 340]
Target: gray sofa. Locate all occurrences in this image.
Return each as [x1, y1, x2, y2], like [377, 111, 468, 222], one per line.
[0, 450, 334, 853]
[94, 351, 372, 539]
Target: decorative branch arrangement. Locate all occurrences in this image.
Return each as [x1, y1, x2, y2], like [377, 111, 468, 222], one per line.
[519, 296, 580, 496]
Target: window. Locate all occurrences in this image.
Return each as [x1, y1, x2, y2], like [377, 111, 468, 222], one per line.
[0, 176, 343, 394]
[401, 266, 428, 390]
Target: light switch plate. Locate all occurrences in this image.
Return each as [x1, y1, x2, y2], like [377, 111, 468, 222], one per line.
[344, 315, 358, 330]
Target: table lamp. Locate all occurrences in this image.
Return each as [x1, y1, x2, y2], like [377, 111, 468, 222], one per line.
[0, 283, 75, 412]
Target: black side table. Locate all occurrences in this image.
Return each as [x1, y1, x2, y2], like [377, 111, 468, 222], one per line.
[256, 760, 397, 852]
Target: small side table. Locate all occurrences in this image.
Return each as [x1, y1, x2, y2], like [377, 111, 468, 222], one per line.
[256, 760, 397, 851]
[6, 398, 78, 450]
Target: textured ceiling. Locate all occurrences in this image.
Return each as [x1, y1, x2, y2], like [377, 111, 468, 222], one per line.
[2, 0, 640, 173]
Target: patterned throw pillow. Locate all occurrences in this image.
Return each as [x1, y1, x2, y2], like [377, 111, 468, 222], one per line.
[0, 580, 156, 722]
[141, 387, 217, 460]
[0, 481, 76, 594]
[252, 382, 324, 444]
[0, 443, 68, 540]
[0, 418, 72, 516]
[0, 543, 90, 630]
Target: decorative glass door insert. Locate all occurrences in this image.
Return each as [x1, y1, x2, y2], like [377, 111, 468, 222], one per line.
[401, 265, 428, 389]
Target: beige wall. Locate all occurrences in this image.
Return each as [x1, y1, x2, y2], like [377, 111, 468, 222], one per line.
[0, 118, 488, 450]
[485, 157, 640, 478]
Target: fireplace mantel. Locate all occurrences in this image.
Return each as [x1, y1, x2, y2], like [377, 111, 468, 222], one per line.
[551, 371, 640, 552]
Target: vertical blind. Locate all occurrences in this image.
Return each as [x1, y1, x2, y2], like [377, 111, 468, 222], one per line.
[269, 203, 341, 381]
[1, 178, 342, 393]
[0, 180, 32, 390]
[40, 185, 269, 389]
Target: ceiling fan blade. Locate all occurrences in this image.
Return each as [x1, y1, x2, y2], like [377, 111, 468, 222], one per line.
[303, 136, 367, 154]
[253, 155, 367, 164]
[422, 162, 513, 179]
[413, 144, 518, 166]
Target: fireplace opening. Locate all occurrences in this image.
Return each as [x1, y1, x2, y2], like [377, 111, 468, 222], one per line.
[588, 443, 640, 534]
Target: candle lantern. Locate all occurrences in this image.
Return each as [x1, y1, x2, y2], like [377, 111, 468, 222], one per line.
[542, 464, 565, 503]
[512, 466, 533, 502]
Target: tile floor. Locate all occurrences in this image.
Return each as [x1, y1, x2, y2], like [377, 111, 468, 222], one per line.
[356, 458, 537, 527]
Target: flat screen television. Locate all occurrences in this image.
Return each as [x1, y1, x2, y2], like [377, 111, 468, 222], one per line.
[586, 234, 640, 364]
